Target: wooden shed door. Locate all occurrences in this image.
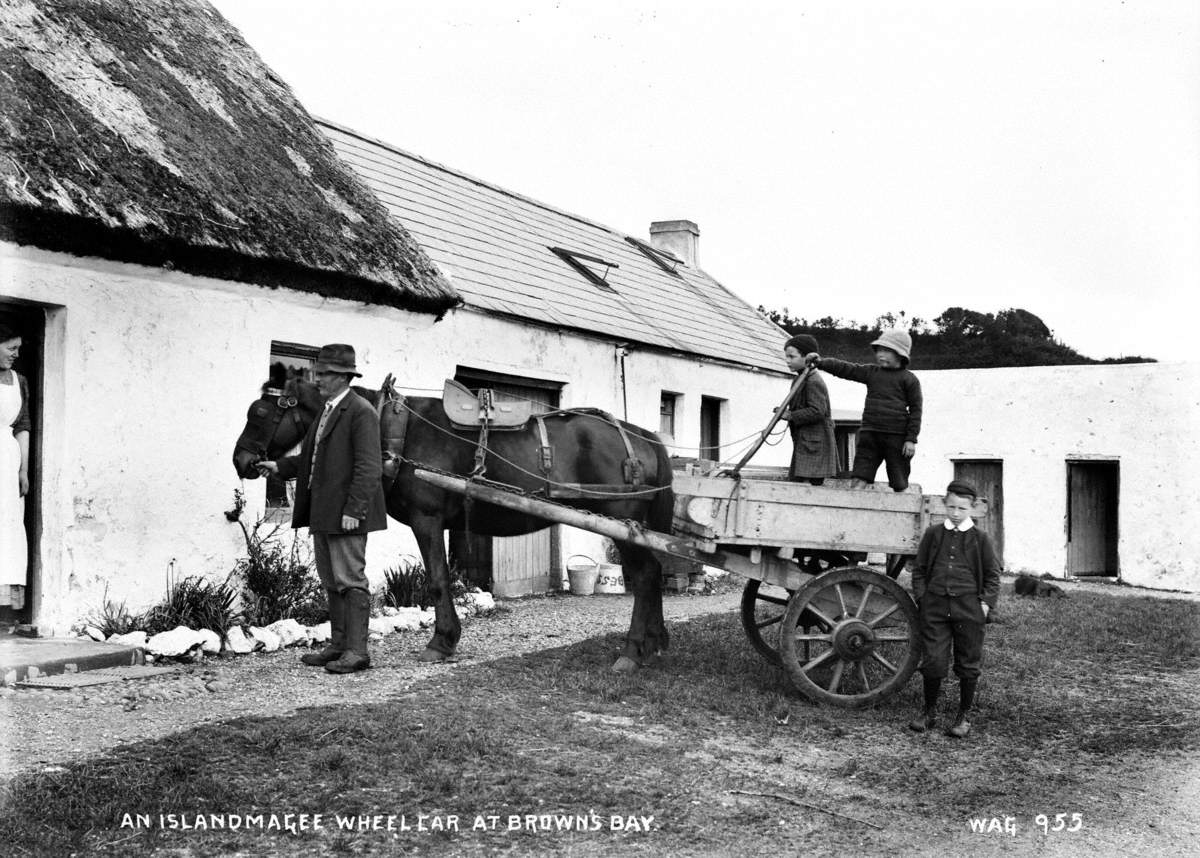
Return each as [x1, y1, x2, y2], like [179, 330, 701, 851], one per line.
[1067, 461, 1119, 576]
[953, 460, 1004, 558]
[450, 371, 562, 597]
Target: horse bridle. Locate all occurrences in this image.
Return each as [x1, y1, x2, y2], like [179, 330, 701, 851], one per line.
[237, 381, 309, 464]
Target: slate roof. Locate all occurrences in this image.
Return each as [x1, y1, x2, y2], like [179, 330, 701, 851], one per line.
[0, 0, 459, 315]
[321, 120, 788, 372]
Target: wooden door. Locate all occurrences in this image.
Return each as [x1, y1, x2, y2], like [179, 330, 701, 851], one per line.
[1067, 461, 1119, 576]
[953, 460, 1004, 558]
[452, 371, 561, 597]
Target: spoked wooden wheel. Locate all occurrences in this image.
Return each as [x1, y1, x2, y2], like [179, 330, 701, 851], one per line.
[739, 553, 849, 665]
[777, 566, 919, 708]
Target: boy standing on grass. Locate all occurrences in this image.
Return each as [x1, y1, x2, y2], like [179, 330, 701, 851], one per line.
[908, 480, 1002, 738]
[804, 329, 921, 491]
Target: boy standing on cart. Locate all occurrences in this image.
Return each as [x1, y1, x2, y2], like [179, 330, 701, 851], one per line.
[804, 330, 921, 491]
[908, 480, 1002, 738]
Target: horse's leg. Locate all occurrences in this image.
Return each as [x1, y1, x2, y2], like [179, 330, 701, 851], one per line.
[411, 515, 461, 662]
[612, 543, 669, 673]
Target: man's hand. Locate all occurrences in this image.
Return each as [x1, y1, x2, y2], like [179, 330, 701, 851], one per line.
[18, 470, 28, 497]
[341, 514, 360, 532]
[902, 441, 917, 458]
[256, 461, 279, 477]
[804, 352, 820, 367]
[980, 602, 990, 619]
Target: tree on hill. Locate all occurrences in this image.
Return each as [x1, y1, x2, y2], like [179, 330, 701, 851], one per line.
[761, 306, 1156, 369]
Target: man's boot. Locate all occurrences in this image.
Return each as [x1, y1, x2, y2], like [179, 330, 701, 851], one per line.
[946, 677, 976, 738]
[301, 589, 344, 666]
[908, 675, 942, 732]
[325, 587, 371, 674]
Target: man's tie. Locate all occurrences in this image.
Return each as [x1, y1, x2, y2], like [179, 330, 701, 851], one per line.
[309, 401, 334, 486]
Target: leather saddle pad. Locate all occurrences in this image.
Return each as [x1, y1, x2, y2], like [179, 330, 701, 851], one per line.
[442, 379, 533, 429]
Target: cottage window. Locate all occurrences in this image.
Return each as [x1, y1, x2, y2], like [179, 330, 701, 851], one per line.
[265, 341, 319, 510]
[548, 247, 619, 293]
[659, 391, 680, 439]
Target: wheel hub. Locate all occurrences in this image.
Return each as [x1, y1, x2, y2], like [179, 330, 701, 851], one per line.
[829, 618, 877, 660]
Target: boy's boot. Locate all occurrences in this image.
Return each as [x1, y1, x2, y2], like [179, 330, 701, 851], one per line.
[301, 589, 344, 666]
[946, 678, 977, 738]
[908, 675, 941, 732]
[325, 588, 371, 674]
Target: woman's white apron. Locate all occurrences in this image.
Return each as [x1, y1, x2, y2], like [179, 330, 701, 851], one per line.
[0, 377, 27, 588]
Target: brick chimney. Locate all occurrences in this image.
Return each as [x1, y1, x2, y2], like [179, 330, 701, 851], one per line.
[649, 220, 699, 269]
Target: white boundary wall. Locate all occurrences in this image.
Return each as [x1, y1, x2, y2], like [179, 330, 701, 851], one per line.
[823, 362, 1200, 591]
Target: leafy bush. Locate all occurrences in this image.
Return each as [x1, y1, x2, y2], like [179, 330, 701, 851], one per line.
[142, 576, 240, 636]
[235, 533, 326, 627]
[225, 490, 328, 626]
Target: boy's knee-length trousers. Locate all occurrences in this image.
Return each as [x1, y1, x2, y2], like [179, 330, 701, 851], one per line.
[918, 591, 985, 680]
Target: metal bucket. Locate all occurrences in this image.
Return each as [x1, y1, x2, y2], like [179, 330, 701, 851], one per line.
[566, 555, 598, 596]
[594, 562, 626, 595]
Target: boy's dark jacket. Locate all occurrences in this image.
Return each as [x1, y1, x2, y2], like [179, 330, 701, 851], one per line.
[910, 524, 1003, 610]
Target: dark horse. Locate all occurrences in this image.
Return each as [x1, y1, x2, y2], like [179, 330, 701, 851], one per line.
[232, 376, 674, 671]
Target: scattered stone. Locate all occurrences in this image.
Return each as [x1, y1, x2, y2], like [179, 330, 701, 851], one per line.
[248, 626, 282, 652]
[265, 618, 308, 647]
[224, 625, 256, 654]
[381, 606, 399, 617]
[147, 626, 205, 658]
[109, 631, 148, 647]
[205, 679, 232, 693]
[197, 629, 222, 654]
[307, 621, 331, 643]
[83, 626, 106, 642]
[457, 591, 496, 616]
[26, 666, 40, 679]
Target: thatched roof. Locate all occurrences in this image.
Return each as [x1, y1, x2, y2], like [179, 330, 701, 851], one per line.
[0, 0, 460, 315]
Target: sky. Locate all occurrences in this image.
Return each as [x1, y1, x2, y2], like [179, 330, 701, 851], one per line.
[209, 0, 1200, 363]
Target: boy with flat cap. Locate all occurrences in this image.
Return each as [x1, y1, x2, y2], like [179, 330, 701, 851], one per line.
[908, 480, 1002, 737]
[258, 344, 387, 674]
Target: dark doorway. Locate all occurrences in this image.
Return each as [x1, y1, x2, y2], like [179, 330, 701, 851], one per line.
[447, 369, 562, 597]
[1067, 460, 1119, 577]
[0, 303, 43, 626]
[953, 459, 1004, 558]
[699, 395, 723, 462]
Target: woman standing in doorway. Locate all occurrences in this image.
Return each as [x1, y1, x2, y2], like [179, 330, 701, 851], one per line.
[0, 323, 29, 617]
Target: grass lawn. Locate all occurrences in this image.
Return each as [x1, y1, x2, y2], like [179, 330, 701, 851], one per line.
[2, 585, 1198, 857]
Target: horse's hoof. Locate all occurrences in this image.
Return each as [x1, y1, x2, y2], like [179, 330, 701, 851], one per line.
[417, 648, 452, 663]
[611, 655, 641, 673]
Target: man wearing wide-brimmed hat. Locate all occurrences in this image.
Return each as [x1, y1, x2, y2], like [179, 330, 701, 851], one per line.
[258, 344, 386, 674]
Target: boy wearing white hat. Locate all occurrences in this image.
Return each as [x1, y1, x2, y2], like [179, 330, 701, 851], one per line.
[804, 329, 922, 491]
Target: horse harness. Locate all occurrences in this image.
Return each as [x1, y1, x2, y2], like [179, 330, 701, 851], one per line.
[379, 377, 653, 498]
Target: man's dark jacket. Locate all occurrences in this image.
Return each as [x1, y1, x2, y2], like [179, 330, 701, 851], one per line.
[910, 524, 1003, 610]
[276, 391, 387, 534]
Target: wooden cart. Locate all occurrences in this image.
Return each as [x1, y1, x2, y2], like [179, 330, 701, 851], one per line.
[414, 467, 981, 708]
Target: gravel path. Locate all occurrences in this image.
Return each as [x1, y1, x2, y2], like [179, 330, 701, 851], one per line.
[0, 590, 741, 777]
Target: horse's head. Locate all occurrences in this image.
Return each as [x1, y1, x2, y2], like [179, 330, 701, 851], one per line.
[231, 378, 323, 478]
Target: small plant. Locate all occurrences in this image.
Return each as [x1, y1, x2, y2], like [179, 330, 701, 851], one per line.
[381, 559, 466, 609]
[227, 492, 326, 626]
[382, 558, 430, 609]
[83, 587, 144, 637]
[142, 576, 241, 636]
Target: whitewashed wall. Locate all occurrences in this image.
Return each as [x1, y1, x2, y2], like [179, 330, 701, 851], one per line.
[823, 362, 1200, 591]
[2, 244, 790, 631]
